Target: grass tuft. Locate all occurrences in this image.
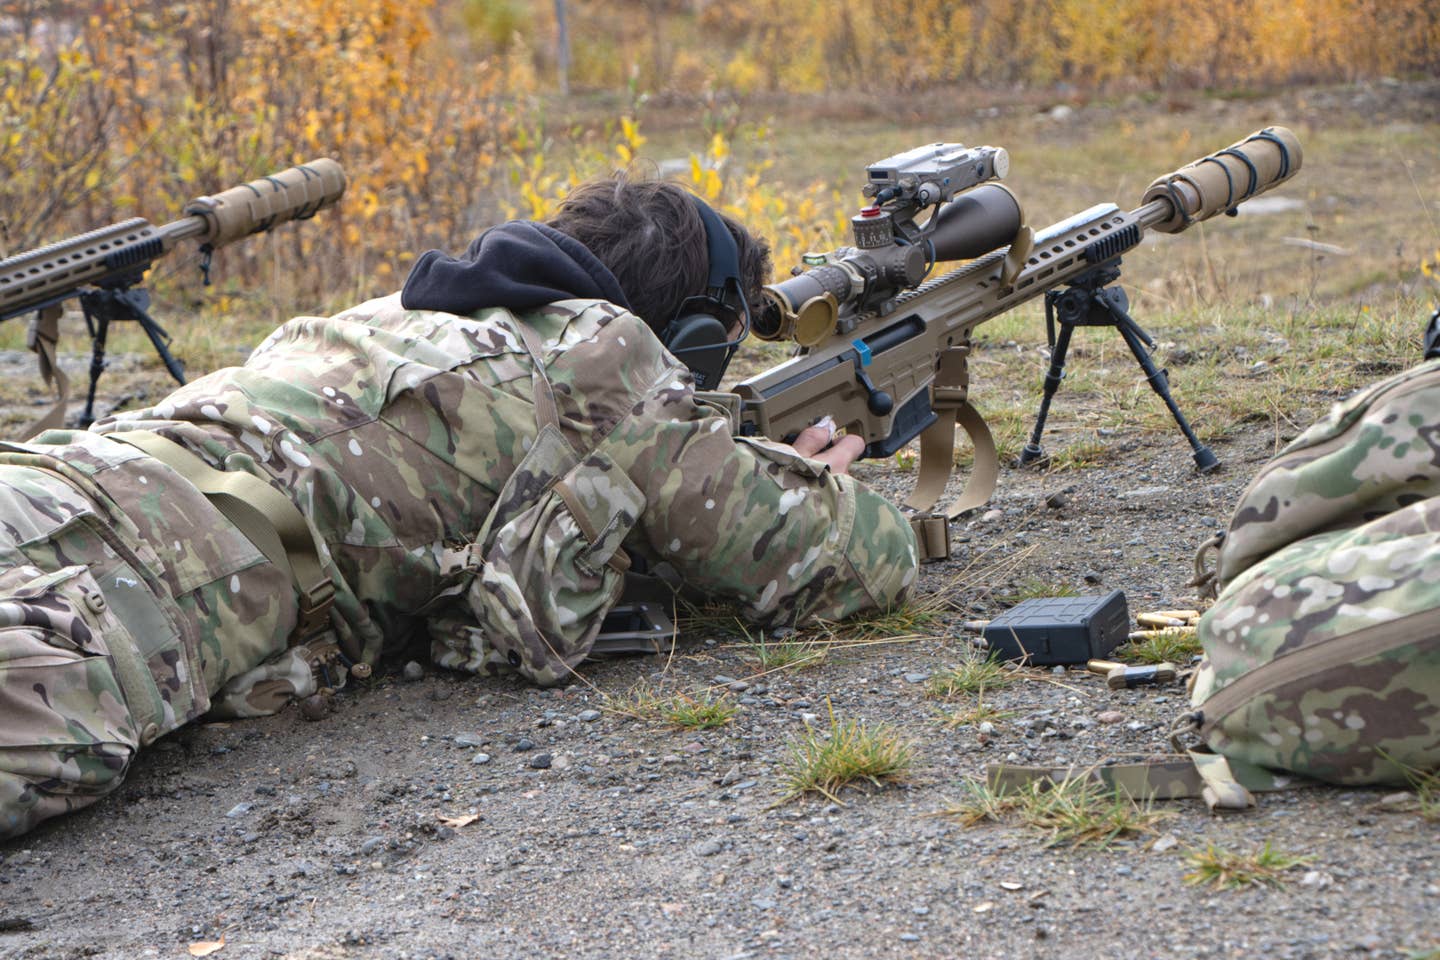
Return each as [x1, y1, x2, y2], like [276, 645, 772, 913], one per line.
[926, 656, 1017, 699]
[1376, 754, 1440, 822]
[997, 578, 1080, 604]
[743, 634, 827, 672]
[940, 775, 1168, 849]
[1183, 841, 1313, 890]
[602, 680, 738, 730]
[1117, 627, 1203, 664]
[938, 778, 1027, 827]
[778, 707, 915, 804]
[938, 696, 1017, 729]
[824, 600, 946, 643]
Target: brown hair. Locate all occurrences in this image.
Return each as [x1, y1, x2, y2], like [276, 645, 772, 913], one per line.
[544, 173, 771, 335]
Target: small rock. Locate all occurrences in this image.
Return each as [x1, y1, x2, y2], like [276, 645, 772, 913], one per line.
[453, 733, 485, 748]
[1045, 490, 1069, 510]
[577, 709, 602, 722]
[529, 753, 552, 770]
[1118, 486, 1171, 499]
[900, 933, 921, 942]
[713, 675, 737, 686]
[472, 753, 491, 765]
[981, 509, 1003, 523]
[225, 802, 252, 819]
[359, 837, 385, 856]
[903, 672, 929, 684]
[977, 721, 996, 736]
[719, 765, 742, 786]
[728, 681, 750, 693]
[514, 738, 535, 752]
[696, 839, 723, 857]
[1097, 710, 1125, 724]
[1150, 833, 1180, 854]
[402, 661, 424, 681]
[1300, 870, 1332, 889]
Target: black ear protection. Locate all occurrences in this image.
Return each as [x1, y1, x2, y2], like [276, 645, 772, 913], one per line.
[660, 196, 751, 390]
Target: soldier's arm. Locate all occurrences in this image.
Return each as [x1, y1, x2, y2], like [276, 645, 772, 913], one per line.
[606, 379, 919, 628]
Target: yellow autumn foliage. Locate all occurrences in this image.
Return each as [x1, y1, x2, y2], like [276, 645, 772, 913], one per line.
[1, 0, 1436, 324]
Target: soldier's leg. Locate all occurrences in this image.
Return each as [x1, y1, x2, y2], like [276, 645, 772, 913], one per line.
[0, 563, 143, 839]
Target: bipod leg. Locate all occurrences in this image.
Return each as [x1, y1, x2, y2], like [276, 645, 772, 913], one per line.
[79, 298, 110, 428]
[1106, 294, 1219, 473]
[114, 288, 186, 386]
[1018, 319, 1075, 467]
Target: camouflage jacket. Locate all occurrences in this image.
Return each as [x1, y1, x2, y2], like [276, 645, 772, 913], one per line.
[94, 295, 918, 690]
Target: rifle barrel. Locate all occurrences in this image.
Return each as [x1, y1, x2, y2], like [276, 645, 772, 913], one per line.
[0, 159, 347, 322]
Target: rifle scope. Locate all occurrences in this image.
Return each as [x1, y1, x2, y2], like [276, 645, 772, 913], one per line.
[756, 181, 1023, 347]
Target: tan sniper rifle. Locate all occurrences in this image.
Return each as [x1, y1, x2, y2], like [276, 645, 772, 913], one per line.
[720, 127, 1301, 560]
[0, 159, 348, 433]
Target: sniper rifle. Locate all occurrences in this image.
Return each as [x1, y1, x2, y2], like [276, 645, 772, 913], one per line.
[717, 128, 1302, 560]
[0, 159, 348, 433]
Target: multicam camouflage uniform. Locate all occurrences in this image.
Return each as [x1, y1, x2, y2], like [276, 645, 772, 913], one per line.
[1192, 359, 1440, 785]
[0, 295, 918, 837]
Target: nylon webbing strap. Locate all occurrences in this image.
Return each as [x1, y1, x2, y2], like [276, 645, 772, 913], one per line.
[985, 751, 1292, 812]
[513, 321, 560, 433]
[908, 514, 951, 562]
[904, 347, 998, 525]
[107, 430, 334, 640]
[24, 305, 70, 440]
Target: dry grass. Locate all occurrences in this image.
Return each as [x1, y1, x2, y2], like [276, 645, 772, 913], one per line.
[925, 656, 1017, 699]
[941, 776, 1169, 849]
[778, 707, 915, 804]
[1117, 628, 1204, 664]
[1183, 841, 1313, 890]
[602, 680, 738, 730]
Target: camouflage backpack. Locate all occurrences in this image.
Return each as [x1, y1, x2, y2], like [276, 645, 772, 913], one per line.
[1189, 357, 1440, 789]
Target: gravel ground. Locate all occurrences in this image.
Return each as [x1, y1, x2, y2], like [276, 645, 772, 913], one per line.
[3, 77, 1438, 957]
[0, 368, 1435, 960]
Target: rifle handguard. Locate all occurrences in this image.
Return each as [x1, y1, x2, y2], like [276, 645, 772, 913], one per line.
[183, 158, 348, 250]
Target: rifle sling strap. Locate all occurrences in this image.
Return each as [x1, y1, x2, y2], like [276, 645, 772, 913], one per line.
[106, 430, 334, 642]
[24, 305, 70, 439]
[902, 346, 997, 564]
[906, 400, 998, 521]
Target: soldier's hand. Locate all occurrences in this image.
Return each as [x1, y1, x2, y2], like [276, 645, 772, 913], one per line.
[791, 416, 865, 475]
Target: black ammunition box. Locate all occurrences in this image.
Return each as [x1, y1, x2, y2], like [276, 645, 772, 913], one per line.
[981, 590, 1129, 666]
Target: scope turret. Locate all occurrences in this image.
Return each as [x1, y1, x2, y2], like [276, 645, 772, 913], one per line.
[757, 183, 1025, 346]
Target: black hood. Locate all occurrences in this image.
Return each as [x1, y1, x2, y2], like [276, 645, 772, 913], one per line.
[400, 221, 631, 316]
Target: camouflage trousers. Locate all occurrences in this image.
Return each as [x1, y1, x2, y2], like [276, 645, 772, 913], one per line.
[0, 432, 294, 840]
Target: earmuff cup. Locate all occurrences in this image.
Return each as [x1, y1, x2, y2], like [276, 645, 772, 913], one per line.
[663, 311, 730, 390]
[659, 195, 750, 391]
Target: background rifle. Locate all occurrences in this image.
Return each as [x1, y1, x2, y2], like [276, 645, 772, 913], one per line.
[0, 159, 348, 433]
[724, 128, 1302, 559]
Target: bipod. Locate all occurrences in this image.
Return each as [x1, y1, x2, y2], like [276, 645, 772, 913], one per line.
[1016, 261, 1218, 473]
[78, 283, 187, 426]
